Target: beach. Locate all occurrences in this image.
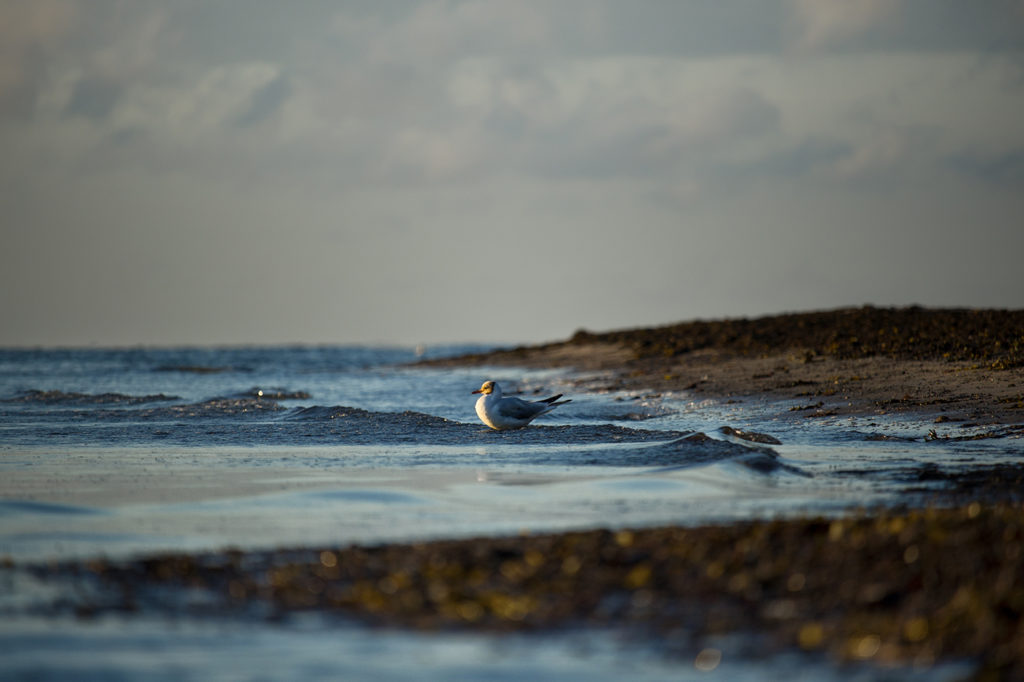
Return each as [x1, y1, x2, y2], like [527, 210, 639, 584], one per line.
[55, 503, 1022, 678]
[415, 306, 1024, 677]
[3, 307, 1024, 680]
[423, 306, 1024, 426]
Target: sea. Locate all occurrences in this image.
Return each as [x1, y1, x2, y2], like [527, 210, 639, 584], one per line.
[1, 345, 1013, 681]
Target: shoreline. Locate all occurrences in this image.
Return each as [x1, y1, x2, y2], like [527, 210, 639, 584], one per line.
[421, 306, 1024, 426]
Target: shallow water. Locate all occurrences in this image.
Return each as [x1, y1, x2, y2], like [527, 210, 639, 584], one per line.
[1, 346, 1019, 679]
[0, 614, 974, 682]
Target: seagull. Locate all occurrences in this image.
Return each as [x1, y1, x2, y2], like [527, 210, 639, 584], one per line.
[472, 380, 571, 430]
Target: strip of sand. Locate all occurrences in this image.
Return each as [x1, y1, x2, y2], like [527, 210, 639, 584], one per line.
[422, 306, 1024, 426]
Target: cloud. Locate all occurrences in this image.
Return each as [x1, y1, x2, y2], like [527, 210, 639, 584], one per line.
[7, 2, 1018, 200]
[535, 84, 781, 181]
[332, 0, 557, 67]
[829, 125, 936, 181]
[377, 126, 484, 182]
[0, 0, 77, 118]
[413, 54, 786, 184]
[231, 73, 292, 129]
[3, 1, 1024, 346]
[63, 77, 122, 120]
[787, 0, 1024, 54]
[788, 0, 895, 50]
[949, 148, 1024, 185]
[103, 62, 285, 140]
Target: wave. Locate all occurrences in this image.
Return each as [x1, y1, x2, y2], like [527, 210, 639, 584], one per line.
[153, 364, 242, 374]
[1, 396, 799, 475]
[236, 387, 311, 400]
[136, 398, 289, 417]
[0, 499, 104, 517]
[285, 405, 684, 443]
[3, 389, 180, 405]
[283, 405, 796, 472]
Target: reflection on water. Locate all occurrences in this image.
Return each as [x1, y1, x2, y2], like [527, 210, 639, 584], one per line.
[0, 614, 973, 682]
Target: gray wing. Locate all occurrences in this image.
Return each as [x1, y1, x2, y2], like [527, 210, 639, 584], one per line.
[497, 396, 549, 420]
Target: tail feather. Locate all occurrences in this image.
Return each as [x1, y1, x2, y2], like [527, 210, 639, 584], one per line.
[538, 394, 571, 408]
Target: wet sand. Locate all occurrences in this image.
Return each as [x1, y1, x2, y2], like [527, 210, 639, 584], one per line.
[46, 502, 1024, 680]
[422, 306, 1024, 426]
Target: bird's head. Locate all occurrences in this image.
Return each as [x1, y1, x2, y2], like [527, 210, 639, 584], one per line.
[472, 380, 496, 395]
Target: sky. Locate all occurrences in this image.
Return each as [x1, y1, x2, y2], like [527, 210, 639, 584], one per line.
[2, 1, 1023, 347]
